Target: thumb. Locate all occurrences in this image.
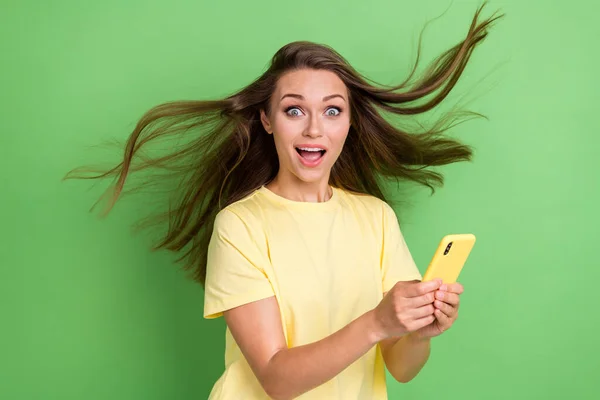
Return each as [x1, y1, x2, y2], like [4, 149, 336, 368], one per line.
[409, 279, 442, 297]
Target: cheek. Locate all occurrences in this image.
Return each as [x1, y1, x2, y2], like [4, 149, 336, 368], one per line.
[272, 121, 298, 146]
[329, 125, 350, 154]
[271, 125, 297, 160]
[273, 117, 302, 136]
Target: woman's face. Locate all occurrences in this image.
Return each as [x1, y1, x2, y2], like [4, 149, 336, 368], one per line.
[260, 69, 351, 186]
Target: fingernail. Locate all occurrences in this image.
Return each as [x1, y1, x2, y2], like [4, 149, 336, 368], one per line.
[436, 291, 444, 300]
[440, 284, 448, 291]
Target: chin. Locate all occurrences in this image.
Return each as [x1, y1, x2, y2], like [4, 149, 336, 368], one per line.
[292, 166, 330, 184]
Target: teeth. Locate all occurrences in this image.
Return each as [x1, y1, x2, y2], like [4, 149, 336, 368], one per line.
[297, 147, 324, 152]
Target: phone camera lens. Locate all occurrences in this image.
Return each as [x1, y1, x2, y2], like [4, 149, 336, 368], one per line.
[444, 241, 453, 255]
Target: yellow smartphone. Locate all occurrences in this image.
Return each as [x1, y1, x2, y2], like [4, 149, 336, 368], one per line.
[422, 234, 476, 283]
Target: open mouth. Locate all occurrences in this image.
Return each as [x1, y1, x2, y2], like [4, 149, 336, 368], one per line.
[295, 147, 326, 162]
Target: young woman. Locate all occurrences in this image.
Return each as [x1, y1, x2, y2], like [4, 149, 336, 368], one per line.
[68, 4, 500, 399]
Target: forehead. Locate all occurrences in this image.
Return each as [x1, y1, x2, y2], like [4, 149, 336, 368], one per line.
[273, 69, 348, 100]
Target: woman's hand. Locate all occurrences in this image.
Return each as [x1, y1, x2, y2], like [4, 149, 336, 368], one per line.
[414, 282, 463, 339]
[373, 279, 443, 340]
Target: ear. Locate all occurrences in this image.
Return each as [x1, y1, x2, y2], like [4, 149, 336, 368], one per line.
[260, 109, 273, 134]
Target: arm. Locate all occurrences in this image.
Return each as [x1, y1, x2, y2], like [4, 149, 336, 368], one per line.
[380, 282, 464, 383]
[378, 204, 433, 382]
[224, 296, 385, 400]
[225, 280, 442, 400]
[379, 297, 432, 383]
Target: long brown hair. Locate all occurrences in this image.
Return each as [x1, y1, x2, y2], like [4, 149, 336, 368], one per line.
[65, 3, 502, 285]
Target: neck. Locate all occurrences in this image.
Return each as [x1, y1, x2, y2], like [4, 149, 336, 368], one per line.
[266, 173, 332, 203]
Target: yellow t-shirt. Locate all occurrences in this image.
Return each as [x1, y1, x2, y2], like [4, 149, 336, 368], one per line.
[203, 186, 422, 400]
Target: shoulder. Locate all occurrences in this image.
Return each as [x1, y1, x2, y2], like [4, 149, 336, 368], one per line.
[336, 187, 395, 219]
[213, 189, 266, 236]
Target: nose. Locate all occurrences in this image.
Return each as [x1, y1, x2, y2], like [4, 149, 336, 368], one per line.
[303, 113, 323, 138]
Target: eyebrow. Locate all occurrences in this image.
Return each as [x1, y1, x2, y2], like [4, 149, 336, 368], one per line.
[280, 93, 346, 102]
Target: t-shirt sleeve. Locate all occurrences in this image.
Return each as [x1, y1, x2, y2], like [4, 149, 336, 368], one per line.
[203, 208, 275, 319]
[381, 202, 422, 293]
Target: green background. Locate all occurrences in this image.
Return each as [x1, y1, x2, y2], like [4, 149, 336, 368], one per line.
[2, 0, 598, 399]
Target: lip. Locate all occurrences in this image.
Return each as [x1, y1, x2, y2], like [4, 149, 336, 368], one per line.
[294, 144, 327, 168]
[295, 143, 329, 151]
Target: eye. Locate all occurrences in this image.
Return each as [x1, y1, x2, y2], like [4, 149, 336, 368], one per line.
[285, 107, 304, 117]
[326, 107, 341, 116]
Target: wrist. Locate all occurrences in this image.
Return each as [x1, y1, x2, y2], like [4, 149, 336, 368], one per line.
[364, 309, 388, 344]
[406, 331, 431, 345]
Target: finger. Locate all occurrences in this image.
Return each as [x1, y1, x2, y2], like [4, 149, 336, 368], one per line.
[406, 304, 435, 320]
[434, 300, 456, 317]
[409, 291, 435, 308]
[441, 282, 464, 294]
[435, 290, 460, 306]
[404, 279, 442, 298]
[434, 309, 452, 331]
[409, 314, 436, 332]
